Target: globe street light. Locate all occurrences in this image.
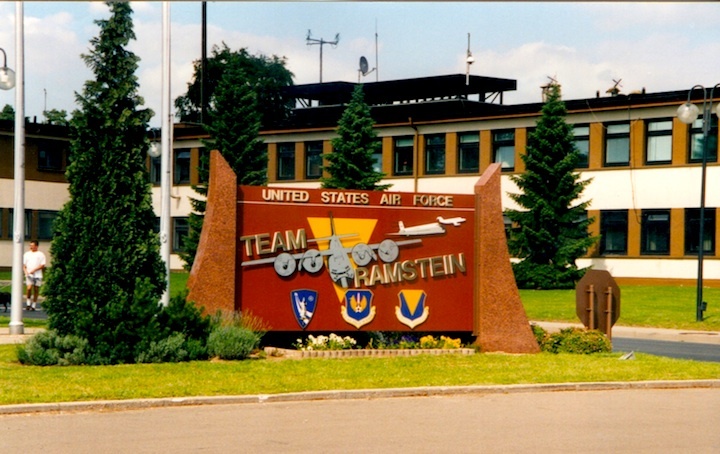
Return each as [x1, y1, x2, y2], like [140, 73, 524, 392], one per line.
[676, 84, 720, 322]
[0, 47, 15, 90]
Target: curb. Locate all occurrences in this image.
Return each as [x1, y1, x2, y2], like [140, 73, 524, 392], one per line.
[1, 379, 719, 415]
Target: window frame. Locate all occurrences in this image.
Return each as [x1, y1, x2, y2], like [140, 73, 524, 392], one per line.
[393, 136, 414, 176]
[172, 217, 189, 253]
[645, 119, 673, 165]
[304, 141, 323, 180]
[572, 125, 590, 169]
[276, 143, 296, 181]
[604, 122, 631, 167]
[493, 129, 515, 172]
[599, 210, 628, 256]
[685, 208, 716, 255]
[173, 148, 192, 185]
[689, 116, 719, 163]
[37, 210, 58, 241]
[36, 140, 67, 172]
[457, 132, 480, 173]
[424, 133, 446, 175]
[640, 209, 671, 255]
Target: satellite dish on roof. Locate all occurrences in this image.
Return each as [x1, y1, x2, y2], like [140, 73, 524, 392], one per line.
[359, 56, 369, 75]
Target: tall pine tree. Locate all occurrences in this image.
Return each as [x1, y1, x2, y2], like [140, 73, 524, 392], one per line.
[506, 82, 597, 289]
[43, 2, 166, 364]
[178, 47, 292, 270]
[322, 85, 390, 190]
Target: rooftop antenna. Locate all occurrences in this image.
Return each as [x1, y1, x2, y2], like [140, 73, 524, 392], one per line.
[465, 32, 474, 86]
[358, 56, 376, 83]
[375, 19, 379, 81]
[306, 29, 339, 83]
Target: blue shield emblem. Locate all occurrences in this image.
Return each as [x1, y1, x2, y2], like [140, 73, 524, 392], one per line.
[396, 290, 429, 329]
[291, 289, 317, 329]
[341, 289, 376, 329]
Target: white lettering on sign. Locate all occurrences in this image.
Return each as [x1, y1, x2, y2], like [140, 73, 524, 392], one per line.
[240, 229, 308, 257]
[413, 194, 454, 207]
[262, 189, 310, 203]
[320, 191, 370, 205]
[380, 193, 402, 206]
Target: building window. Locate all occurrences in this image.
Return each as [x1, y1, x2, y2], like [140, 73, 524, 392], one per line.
[493, 130, 515, 171]
[689, 116, 718, 163]
[641, 209, 671, 255]
[198, 147, 210, 184]
[305, 141, 323, 180]
[277, 143, 295, 180]
[37, 141, 66, 172]
[646, 119, 673, 164]
[604, 122, 630, 166]
[173, 217, 189, 253]
[393, 136, 414, 176]
[37, 210, 58, 240]
[174, 149, 191, 184]
[458, 132, 479, 173]
[424, 134, 445, 175]
[8, 209, 31, 240]
[149, 156, 161, 185]
[685, 208, 716, 255]
[573, 125, 589, 168]
[600, 210, 628, 255]
[371, 145, 383, 173]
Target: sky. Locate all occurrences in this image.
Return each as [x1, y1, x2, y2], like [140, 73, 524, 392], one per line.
[1, 2, 720, 127]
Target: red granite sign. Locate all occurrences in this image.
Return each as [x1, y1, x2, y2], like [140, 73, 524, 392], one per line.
[188, 151, 539, 353]
[236, 186, 475, 331]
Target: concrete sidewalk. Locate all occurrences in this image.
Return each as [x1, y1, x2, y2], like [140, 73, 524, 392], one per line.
[1, 321, 719, 345]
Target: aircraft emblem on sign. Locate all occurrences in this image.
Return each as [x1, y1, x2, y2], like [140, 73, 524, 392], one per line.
[242, 213, 421, 288]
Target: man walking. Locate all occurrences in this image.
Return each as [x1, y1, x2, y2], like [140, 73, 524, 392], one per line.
[23, 240, 46, 311]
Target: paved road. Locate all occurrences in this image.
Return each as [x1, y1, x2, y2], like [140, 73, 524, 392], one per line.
[614, 338, 720, 363]
[1, 388, 719, 453]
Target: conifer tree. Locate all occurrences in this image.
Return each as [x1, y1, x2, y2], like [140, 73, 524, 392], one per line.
[179, 66, 267, 270]
[43, 2, 166, 364]
[178, 46, 292, 270]
[322, 85, 390, 190]
[506, 82, 597, 289]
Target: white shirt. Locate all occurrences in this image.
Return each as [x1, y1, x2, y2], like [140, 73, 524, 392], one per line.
[23, 250, 47, 278]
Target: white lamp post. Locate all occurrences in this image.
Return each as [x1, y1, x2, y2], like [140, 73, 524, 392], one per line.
[676, 84, 720, 322]
[0, 48, 15, 90]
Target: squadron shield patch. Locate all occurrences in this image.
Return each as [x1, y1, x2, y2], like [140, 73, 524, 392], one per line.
[341, 289, 376, 329]
[291, 289, 317, 329]
[396, 290, 429, 329]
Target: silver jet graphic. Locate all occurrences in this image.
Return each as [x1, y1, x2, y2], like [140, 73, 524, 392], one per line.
[242, 214, 421, 288]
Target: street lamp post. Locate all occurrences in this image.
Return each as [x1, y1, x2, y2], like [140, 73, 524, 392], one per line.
[676, 84, 720, 322]
[0, 48, 16, 90]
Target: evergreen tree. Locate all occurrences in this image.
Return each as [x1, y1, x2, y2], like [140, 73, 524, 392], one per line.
[322, 85, 390, 190]
[179, 66, 267, 269]
[43, 2, 166, 364]
[177, 44, 292, 270]
[0, 104, 13, 121]
[506, 82, 597, 289]
[174, 43, 294, 127]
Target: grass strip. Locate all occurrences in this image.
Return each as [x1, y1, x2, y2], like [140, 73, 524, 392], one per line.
[521, 286, 720, 331]
[0, 345, 718, 406]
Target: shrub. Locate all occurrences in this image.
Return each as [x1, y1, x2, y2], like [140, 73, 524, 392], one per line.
[153, 292, 211, 361]
[136, 333, 188, 364]
[366, 332, 419, 349]
[531, 323, 547, 346]
[207, 326, 260, 360]
[211, 309, 270, 334]
[17, 330, 88, 366]
[541, 327, 611, 354]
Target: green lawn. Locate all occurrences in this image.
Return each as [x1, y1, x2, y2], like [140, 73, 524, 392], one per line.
[520, 285, 720, 331]
[0, 345, 718, 405]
